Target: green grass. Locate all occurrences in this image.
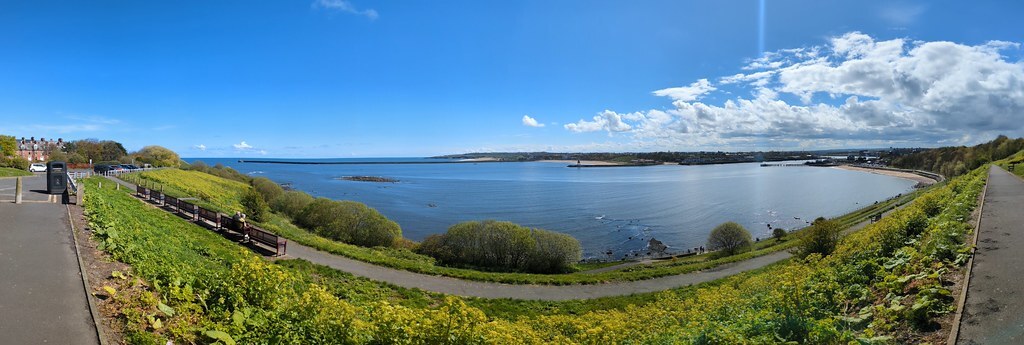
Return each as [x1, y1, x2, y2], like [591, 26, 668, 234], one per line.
[118, 168, 925, 285]
[996, 149, 1024, 178]
[0, 167, 32, 177]
[82, 164, 988, 343]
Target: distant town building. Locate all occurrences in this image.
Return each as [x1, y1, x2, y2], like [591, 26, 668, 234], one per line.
[15, 137, 64, 162]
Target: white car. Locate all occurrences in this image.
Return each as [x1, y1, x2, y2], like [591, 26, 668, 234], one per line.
[29, 163, 47, 172]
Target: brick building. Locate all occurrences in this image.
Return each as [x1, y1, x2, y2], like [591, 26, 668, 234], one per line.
[15, 137, 65, 162]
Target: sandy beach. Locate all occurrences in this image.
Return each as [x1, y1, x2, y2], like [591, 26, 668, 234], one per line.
[834, 165, 937, 186]
[458, 157, 501, 162]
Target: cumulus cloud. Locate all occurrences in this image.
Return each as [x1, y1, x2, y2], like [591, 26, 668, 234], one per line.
[194, 144, 207, 151]
[564, 110, 636, 134]
[233, 141, 254, 150]
[564, 32, 1024, 148]
[312, 0, 378, 20]
[522, 115, 545, 127]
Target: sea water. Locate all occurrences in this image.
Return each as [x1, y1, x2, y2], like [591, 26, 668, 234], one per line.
[191, 158, 916, 260]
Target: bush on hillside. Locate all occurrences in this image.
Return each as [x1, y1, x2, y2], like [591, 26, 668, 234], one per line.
[707, 222, 753, 257]
[240, 188, 269, 222]
[416, 220, 582, 274]
[270, 190, 315, 218]
[133, 145, 181, 167]
[795, 217, 841, 258]
[296, 198, 402, 247]
[772, 227, 787, 241]
[252, 177, 284, 202]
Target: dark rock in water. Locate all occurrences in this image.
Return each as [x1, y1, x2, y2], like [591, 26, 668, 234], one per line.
[338, 176, 399, 183]
[647, 238, 668, 253]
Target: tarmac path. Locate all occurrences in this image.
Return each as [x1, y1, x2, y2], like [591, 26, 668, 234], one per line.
[0, 175, 99, 344]
[105, 175, 901, 301]
[957, 166, 1024, 344]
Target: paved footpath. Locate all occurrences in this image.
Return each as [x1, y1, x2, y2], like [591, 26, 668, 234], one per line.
[107, 175, 896, 301]
[958, 166, 1024, 344]
[0, 175, 100, 344]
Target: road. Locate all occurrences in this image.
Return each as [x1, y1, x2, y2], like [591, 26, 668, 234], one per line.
[0, 174, 100, 344]
[957, 166, 1024, 344]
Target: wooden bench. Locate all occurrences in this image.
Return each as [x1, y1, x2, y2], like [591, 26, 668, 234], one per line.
[197, 207, 220, 228]
[179, 201, 198, 221]
[150, 190, 164, 205]
[165, 195, 179, 210]
[247, 226, 287, 256]
[136, 185, 149, 198]
[221, 215, 246, 233]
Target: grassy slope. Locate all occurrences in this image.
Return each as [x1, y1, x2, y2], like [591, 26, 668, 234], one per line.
[86, 163, 985, 343]
[127, 168, 923, 285]
[0, 167, 32, 177]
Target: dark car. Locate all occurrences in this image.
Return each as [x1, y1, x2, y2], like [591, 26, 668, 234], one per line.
[120, 164, 139, 170]
[93, 164, 113, 173]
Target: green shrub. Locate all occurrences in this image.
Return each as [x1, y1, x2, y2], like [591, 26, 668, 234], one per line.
[252, 177, 284, 203]
[241, 188, 269, 222]
[416, 220, 581, 274]
[271, 190, 314, 218]
[707, 222, 752, 257]
[297, 198, 401, 247]
[795, 218, 841, 258]
[133, 145, 181, 167]
[2, 156, 30, 170]
[772, 228, 786, 241]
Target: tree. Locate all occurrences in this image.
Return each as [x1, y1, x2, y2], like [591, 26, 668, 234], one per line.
[772, 228, 787, 242]
[707, 222, 753, 257]
[240, 188, 269, 222]
[796, 217, 841, 258]
[48, 150, 69, 163]
[135, 145, 181, 167]
[0, 135, 15, 157]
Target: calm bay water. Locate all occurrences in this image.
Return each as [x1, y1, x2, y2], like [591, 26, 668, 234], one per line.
[192, 158, 917, 259]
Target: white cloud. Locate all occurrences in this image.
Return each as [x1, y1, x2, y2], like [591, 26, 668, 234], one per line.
[312, 0, 378, 20]
[652, 79, 717, 102]
[194, 144, 207, 151]
[233, 141, 254, 150]
[564, 110, 636, 134]
[564, 32, 1024, 148]
[259, 150, 268, 155]
[522, 115, 545, 127]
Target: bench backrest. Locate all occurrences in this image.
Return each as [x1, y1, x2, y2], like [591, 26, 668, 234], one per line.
[249, 227, 281, 245]
[165, 195, 178, 208]
[179, 201, 197, 214]
[198, 207, 219, 223]
[150, 190, 163, 202]
[137, 185, 148, 196]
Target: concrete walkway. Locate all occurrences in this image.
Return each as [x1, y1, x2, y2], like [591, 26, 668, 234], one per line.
[105, 174, 904, 301]
[957, 166, 1024, 344]
[0, 175, 100, 344]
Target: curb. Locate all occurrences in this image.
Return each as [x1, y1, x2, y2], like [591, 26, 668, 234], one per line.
[947, 167, 990, 345]
[66, 201, 109, 345]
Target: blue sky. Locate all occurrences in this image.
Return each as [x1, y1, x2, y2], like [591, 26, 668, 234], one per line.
[1, 0, 1023, 157]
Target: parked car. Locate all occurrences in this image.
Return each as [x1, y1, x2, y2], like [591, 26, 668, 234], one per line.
[120, 164, 139, 170]
[29, 163, 47, 172]
[93, 164, 115, 173]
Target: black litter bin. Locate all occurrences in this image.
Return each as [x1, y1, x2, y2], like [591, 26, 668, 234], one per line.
[47, 161, 67, 195]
